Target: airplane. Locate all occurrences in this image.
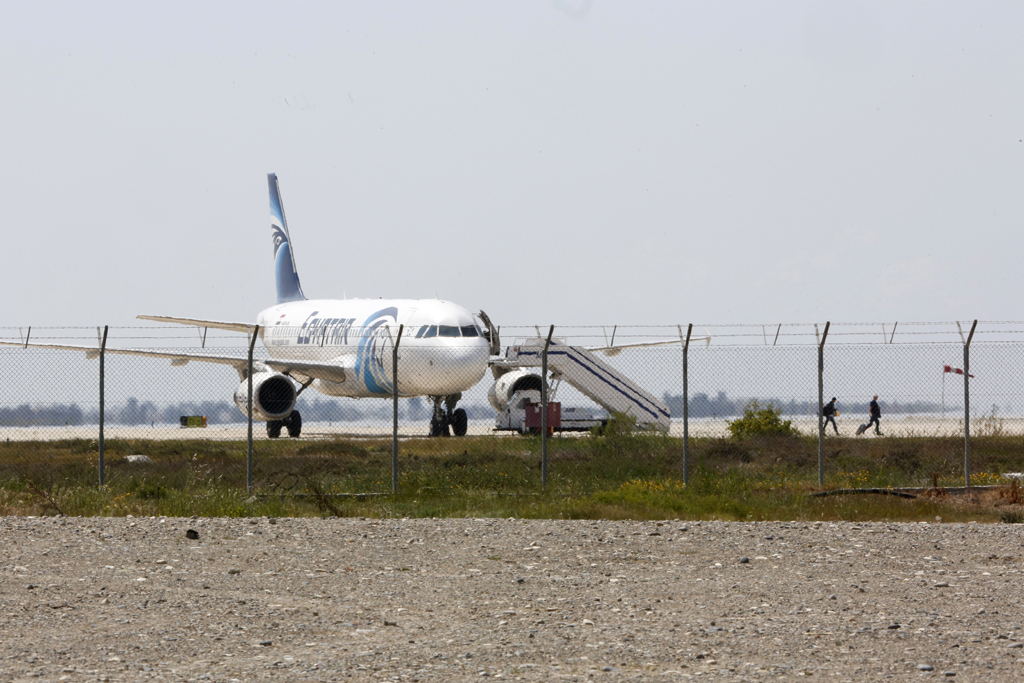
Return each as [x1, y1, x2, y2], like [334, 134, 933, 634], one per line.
[2, 174, 497, 438]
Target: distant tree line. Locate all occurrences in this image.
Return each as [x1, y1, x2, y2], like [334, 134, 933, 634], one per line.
[0, 395, 495, 427]
[662, 392, 946, 418]
[0, 392, 962, 427]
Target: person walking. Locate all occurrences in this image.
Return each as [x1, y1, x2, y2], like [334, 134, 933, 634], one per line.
[822, 397, 839, 435]
[866, 395, 882, 435]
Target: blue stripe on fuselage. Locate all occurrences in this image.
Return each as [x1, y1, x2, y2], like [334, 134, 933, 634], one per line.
[355, 307, 399, 395]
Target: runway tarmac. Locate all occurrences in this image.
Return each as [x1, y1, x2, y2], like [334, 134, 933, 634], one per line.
[1, 414, 1019, 441]
[673, 414, 1024, 439]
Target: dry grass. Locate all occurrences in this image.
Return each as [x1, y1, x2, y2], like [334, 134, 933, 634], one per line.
[0, 433, 1022, 521]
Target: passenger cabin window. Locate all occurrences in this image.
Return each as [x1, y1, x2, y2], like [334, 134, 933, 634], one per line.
[438, 325, 461, 337]
[460, 325, 479, 337]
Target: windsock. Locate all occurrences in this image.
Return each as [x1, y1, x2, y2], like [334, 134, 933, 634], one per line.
[943, 365, 974, 378]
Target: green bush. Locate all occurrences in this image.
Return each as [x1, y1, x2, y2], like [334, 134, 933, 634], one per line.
[727, 400, 799, 439]
[136, 482, 168, 500]
[1000, 510, 1023, 524]
[590, 411, 638, 438]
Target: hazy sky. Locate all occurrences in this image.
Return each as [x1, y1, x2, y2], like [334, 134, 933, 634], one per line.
[3, 1, 1023, 330]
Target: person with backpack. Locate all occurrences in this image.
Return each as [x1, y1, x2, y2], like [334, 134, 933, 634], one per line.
[822, 397, 840, 435]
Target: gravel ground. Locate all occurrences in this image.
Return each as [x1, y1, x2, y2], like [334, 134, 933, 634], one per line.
[2, 516, 1024, 682]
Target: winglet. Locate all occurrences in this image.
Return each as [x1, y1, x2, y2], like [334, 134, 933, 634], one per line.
[268, 173, 307, 304]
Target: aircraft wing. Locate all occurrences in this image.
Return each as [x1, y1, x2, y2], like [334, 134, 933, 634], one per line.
[587, 337, 711, 356]
[137, 315, 256, 334]
[264, 359, 347, 384]
[0, 341, 250, 371]
[0, 340, 349, 384]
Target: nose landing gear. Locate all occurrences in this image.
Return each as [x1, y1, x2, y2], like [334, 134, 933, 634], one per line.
[429, 394, 468, 437]
[266, 410, 302, 438]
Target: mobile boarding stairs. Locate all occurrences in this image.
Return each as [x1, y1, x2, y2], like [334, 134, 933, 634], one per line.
[489, 338, 671, 433]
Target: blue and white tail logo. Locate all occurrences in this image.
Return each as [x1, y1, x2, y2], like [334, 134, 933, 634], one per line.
[268, 173, 307, 304]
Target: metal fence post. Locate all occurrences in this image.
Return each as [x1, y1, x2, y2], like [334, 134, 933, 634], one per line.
[392, 324, 404, 494]
[678, 324, 692, 486]
[541, 325, 554, 490]
[98, 325, 108, 487]
[963, 319, 977, 488]
[817, 321, 830, 488]
[247, 325, 259, 495]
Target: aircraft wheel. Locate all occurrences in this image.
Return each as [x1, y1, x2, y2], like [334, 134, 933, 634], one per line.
[429, 416, 450, 437]
[452, 408, 468, 437]
[286, 410, 302, 438]
[267, 420, 282, 439]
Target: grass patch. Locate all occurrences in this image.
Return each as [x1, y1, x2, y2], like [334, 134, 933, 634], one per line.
[0, 433, 1021, 521]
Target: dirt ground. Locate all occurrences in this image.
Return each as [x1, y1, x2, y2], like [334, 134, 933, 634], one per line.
[2, 515, 1024, 682]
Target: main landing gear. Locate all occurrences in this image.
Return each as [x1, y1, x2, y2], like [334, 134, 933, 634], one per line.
[267, 410, 302, 439]
[429, 394, 468, 437]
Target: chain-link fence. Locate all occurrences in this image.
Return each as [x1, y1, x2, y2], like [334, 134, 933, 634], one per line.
[2, 321, 1023, 497]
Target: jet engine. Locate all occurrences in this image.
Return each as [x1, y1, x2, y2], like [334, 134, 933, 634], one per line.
[233, 372, 297, 421]
[487, 368, 544, 412]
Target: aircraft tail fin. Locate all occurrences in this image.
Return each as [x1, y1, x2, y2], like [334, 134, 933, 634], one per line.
[268, 173, 307, 304]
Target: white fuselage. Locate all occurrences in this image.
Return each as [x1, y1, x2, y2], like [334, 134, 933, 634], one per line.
[255, 298, 490, 399]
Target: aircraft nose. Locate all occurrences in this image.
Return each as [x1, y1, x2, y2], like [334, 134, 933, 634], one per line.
[451, 338, 489, 364]
[444, 339, 490, 384]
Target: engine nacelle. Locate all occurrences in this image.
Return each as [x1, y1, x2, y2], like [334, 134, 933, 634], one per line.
[233, 372, 297, 422]
[488, 369, 544, 411]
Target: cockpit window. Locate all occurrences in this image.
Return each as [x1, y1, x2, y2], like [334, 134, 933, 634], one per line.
[460, 325, 479, 337]
[438, 325, 461, 337]
[419, 325, 437, 338]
